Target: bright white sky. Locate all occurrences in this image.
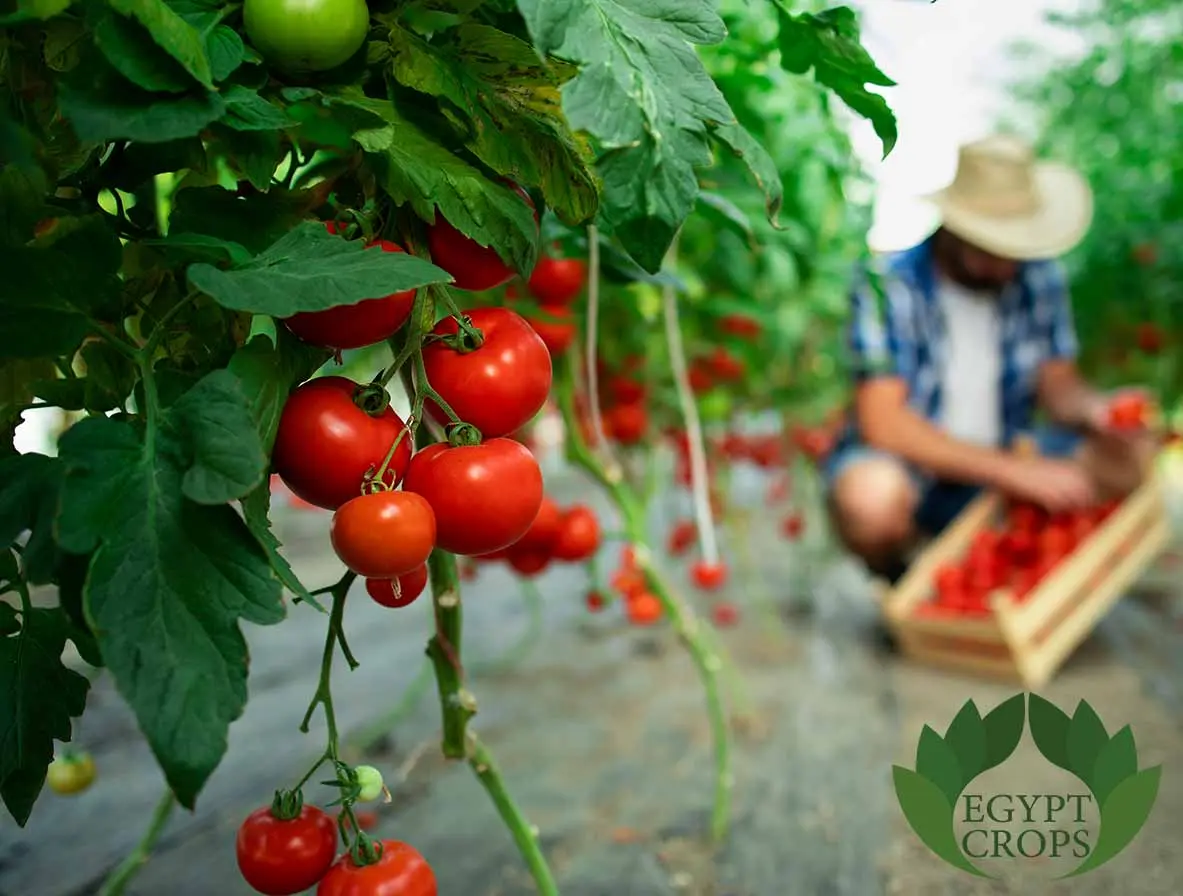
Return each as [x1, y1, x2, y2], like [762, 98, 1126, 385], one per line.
[850, 0, 1085, 251]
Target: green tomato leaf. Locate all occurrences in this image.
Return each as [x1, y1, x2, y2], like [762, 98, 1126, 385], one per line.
[72, 339, 139, 413]
[1066, 700, 1109, 789]
[55, 550, 104, 668]
[168, 185, 321, 254]
[1091, 725, 1138, 807]
[93, 9, 196, 94]
[915, 725, 963, 806]
[219, 85, 295, 131]
[143, 231, 254, 266]
[776, 6, 897, 158]
[0, 0, 72, 24]
[165, 369, 268, 503]
[1028, 693, 1073, 772]
[226, 331, 331, 455]
[696, 190, 754, 241]
[515, 0, 734, 272]
[892, 766, 987, 877]
[0, 607, 91, 826]
[55, 415, 285, 809]
[942, 699, 988, 785]
[188, 220, 452, 316]
[708, 121, 784, 226]
[1063, 766, 1161, 878]
[0, 453, 62, 585]
[204, 24, 245, 81]
[100, 137, 207, 192]
[0, 164, 53, 246]
[387, 23, 598, 227]
[981, 693, 1026, 772]
[107, 0, 215, 89]
[0, 358, 57, 444]
[212, 126, 282, 191]
[0, 216, 122, 361]
[241, 483, 320, 610]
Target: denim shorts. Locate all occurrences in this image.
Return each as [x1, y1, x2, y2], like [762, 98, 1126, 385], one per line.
[821, 427, 1082, 535]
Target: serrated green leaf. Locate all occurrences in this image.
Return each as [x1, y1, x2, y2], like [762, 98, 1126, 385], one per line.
[94, 10, 196, 94]
[0, 164, 51, 246]
[0, 453, 61, 585]
[1028, 693, 1073, 771]
[0, 216, 122, 361]
[1, 358, 56, 444]
[241, 483, 320, 609]
[100, 137, 207, 192]
[709, 121, 783, 226]
[696, 190, 754, 240]
[212, 125, 282, 190]
[0, 607, 90, 826]
[1091, 725, 1138, 807]
[143, 231, 253, 266]
[188, 220, 452, 316]
[516, 0, 734, 271]
[0, 0, 71, 23]
[108, 0, 214, 88]
[942, 699, 988, 784]
[892, 766, 987, 877]
[387, 23, 598, 226]
[205, 24, 244, 81]
[70, 339, 139, 413]
[226, 330, 330, 454]
[915, 726, 963, 806]
[43, 18, 88, 71]
[981, 693, 1026, 772]
[168, 185, 320, 254]
[165, 369, 267, 503]
[220, 85, 295, 131]
[1066, 700, 1109, 788]
[55, 551, 103, 668]
[1063, 766, 1161, 877]
[56, 414, 285, 809]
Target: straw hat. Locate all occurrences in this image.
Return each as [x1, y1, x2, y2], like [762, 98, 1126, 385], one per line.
[925, 135, 1094, 261]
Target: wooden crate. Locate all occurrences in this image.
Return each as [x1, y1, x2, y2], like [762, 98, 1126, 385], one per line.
[881, 463, 1171, 688]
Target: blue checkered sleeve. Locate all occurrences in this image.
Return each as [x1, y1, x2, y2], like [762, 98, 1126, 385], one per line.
[1031, 259, 1079, 359]
[848, 267, 908, 381]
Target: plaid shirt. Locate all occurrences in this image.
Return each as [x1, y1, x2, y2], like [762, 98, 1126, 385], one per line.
[839, 234, 1079, 453]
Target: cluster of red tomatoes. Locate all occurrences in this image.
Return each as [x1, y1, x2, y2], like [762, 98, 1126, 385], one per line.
[504, 254, 587, 355]
[922, 498, 1121, 617]
[237, 800, 434, 895]
[472, 497, 601, 576]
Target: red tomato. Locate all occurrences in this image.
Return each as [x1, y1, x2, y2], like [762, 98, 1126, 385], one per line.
[514, 497, 562, 554]
[781, 513, 804, 540]
[691, 560, 727, 591]
[365, 563, 429, 609]
[585, 589, 606, 612]
[1008, 501, 1044, 533]
[527, 306, 576, 355]
[1136, 323, 1165, 354]
[620, 544, 638, 568]
[607, 376, 646, 405]
[1132, 242, 1157, 266]
[1038, 525, 1073, 562]
[934, 565, 965, 604]
[688, 365, 713, 394]
[667, 519, 697, 556]
[1107, 393, 1149, 430]
[317, 839, 436, 896]
[626, 591, 663, 626]
[402, 438, 543, 556]
[237, 804, 337, 896]
[426, 186, 534, 291]
[719, 314, 762, 340]
[273, 377, 413, 510]
[331, 491, 436, 578]
[527, 255, 586, 306]
[603, 403, 647, 445]
[284, 235, 416, 350]
[706, 347, 744, 382]
[1004, 530, 1038, 567]
[551, 505, 601, 562]
[610, 568, 646, 598]
[422, 308, 552, 438]
[711, 601, 740, 628]
[506, 545, 551, 577]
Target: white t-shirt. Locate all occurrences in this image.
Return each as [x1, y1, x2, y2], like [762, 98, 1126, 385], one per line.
[938, 276, 1002, 447]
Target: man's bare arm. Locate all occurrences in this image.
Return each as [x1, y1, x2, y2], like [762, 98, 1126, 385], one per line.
[855, 378, 1011, 485]
[1037, 359, 1103, 430]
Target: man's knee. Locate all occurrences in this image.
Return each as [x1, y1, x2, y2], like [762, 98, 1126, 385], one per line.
[829, 457, 917, 558]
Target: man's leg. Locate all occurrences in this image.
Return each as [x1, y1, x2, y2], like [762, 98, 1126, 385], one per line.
[825, 449, 920, 583]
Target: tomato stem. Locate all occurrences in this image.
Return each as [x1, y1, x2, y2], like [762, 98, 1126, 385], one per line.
[366, 425, 410, 493]
[436, 288, 485, 350]
[299, 572, 358, 749]
[97, 787, 176, 896]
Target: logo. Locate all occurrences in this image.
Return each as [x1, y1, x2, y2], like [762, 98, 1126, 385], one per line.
[893, 693, 1161, 878]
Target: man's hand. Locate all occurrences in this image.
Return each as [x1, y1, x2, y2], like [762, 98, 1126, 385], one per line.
[1083, 387, 1155, 440]
[993, 455, 1097, 513]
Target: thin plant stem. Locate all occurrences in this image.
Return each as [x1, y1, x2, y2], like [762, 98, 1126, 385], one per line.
[98, 787, 176, 896]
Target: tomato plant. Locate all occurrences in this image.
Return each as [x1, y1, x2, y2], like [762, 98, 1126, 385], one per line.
[237, 801, 338, 896]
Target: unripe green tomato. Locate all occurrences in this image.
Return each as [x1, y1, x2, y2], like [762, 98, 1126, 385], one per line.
[354, 765, 384, 802]
[244, 0, 370, 74]
[47, 753, 96, 795]
[698, 389, 731, 423]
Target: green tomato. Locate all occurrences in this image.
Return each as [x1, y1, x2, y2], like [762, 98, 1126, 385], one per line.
[698, 389, 731, 423]
[354, 765, 385, 802]
[47, 752, 96, 795]
[244, 0, 370, 74]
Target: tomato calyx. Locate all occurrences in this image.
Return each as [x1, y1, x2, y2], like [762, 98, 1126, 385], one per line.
[446, 422, 484, 448]
[436, 315, 486, 353]
[349, 830, 386, 867]
[269, 787, 305, 821]
[352, 382, 392, 417]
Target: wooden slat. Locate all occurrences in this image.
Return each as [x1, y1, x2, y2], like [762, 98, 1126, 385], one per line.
[897, 637, 1023, 683]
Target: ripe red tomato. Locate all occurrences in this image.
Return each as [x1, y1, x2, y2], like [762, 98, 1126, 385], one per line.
[934, 564, 965, 604]
[711, 602, 740, 628]
[1107, 393, 1149, 430]
[607, 376, 645, 405]
[626, 591, 663, 626]
[506, 545, 551, 577]
[527, 306, 576, 356]
[719, 314, 762, 340]
[1038, 525, 1073, 562]
[426, 186, 534, 291]
[688, 365, 713, 394]
[691, 561, 727, 591]
[781, 513, 804, 540]
[603, 403, 647, 445]
[237, 804, 337, 896]
[1136, 323, 1165, 354]
[610, 568, 646, 598]
[1008, 501, 1044, 533]
[317, 839, 436, 896]
[667, 519, 696, 556]
[402, 438, 543, 555]
[707, 347, 744, 382]
[365, 563, 429, 609]
[514, 497, 562, 553]
[551, 505, 601, 562]
[273, 377, 412, 510]
[527, 255, 586, 306]
[585, 590, 606, 612]
[331, 491, 436, 578]
[283, 234, 416, 350]
[422, 308, 552, 438]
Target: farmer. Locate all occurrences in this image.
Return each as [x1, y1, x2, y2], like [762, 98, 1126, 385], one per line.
[825, 134, 1156, 588]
